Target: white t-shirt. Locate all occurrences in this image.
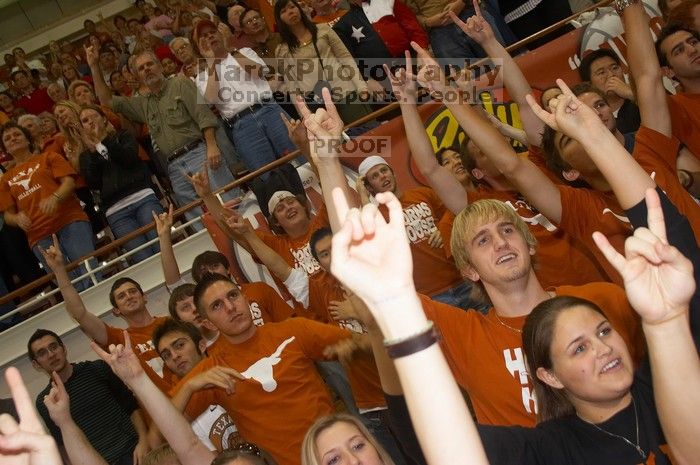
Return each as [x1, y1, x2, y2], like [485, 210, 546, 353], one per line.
[195, 49, 272, 118]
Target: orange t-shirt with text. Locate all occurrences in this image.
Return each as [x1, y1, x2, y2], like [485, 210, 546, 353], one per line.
[668, 92, 700, 158]
[420, 282, 643, 427]
[381, 187, 462, 296]
[240, 281, 295, 325]
[173, 318, 351, 465]
[104, 316, 172, 392]
[256, 203, 330, 278]
[0, 151, 87, 246]
[439, 188, 608, 287]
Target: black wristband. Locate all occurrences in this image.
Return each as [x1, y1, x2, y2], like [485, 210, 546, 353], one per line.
[385, 322, 440, 359]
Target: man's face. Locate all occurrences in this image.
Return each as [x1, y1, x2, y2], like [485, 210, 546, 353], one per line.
[241, 11, 266, 35]
[588, 56, 624, 93]
[364, 164, 397, 195]
[174, 295, 206, 329]
[112, 282, 147, 316]
[134, 54, 165, 88]
[554, 132, 597, 180]
[660, 31, 700, 81]
[31, 336, 68, 375]
[12, 48, 25, 59]
[157, 331, 205, 378]
[272, 196, 309, 232]
[198, 24, 225, 56]
[99, 51, 117, 71]
[463, 217, 533, 285]
[172, 40, 195, 64]
[577, 91, 616, 132]
[12, 73, 31, 91]
[201, 281, 254, 337]
[313, 235, 332, 272]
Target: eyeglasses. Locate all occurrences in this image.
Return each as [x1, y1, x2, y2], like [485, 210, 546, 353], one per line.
[34, 342, 62, 359]
[243, 16, 261, 25]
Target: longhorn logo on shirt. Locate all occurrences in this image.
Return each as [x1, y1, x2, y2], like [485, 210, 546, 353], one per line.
[241, 336, 295, 392]
[8, 163, 42, 200]
[503, 347, 538, 415]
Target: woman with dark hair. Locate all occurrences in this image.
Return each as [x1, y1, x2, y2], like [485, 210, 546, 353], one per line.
[0, 122, 98, 291]
[274, 0, 371, 122]
[76, 104, 163, 263]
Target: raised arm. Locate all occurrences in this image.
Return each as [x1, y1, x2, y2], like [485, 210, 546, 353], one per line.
[330, 188, 489, 465]
[92, 332, 216, 465]
[154, 204, 182, 287]
[450, 1, 544, 146]
[85, 45, 113, 108]
[527, 79, 655, 209]
[593, 188, 699, 465]
[43, 372, 108, 465]
[620, 1, 670, 136]
[39, 235, 108, 345]
[387, 54, 469, 215]
[412, 42, 563, 223]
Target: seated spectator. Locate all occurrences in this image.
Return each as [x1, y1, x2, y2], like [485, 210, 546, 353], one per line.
[61, 62, 92, 87]
[98, 44, 121, 84]
[274, 0, 371, 122]
[140, 1, 176, 42]
[12, 70, 54, 115]
[30, 329, 149, 463]
[169, 37, 202, 78]
[0, 123, 98, 291]
[239, 8, 282, 60]
[11, 47, 47, 75]
[161, 56, 181, 77]
[578, 48, 641, 134]
[18, 114, 53, 151]
[0, 91, 19, 120]
[227, 4, 255, 49]
[46, 82, 67, 104]
[38, 112, 59, 139]
[76, 105, 163, 263]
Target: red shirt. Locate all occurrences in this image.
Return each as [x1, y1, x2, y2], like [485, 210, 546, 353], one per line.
[15, 87, 54, 115]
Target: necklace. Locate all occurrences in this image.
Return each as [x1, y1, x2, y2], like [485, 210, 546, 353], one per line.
[493, 313, 522, 333]
[583, 397, 646, 460]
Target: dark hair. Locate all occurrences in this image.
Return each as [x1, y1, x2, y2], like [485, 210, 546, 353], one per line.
[541, 125, 572, 181]
[435, 140, 465, 165]
[0, 122, 36, 154]
[240, 8, 261, 28]
[192, 251, 230, 282]
[114, 14, 127, 26]
[109, 277, 144, 307]
[668, 1, 700, 30]
[193, 273, 236, 318]
[152, 317, 203, 355]
[267, 194, 311, 235]
[274, 0, 318, 53]
[522, 295, 607, 422]
[655, 22, 700, 68]
[10, 69, 28, 81]
[309, 226, 332, 262]
[28, 329, 63, 360]
[578, 48, 621, 82]
[168, 283, 197, 319]
[570, 81, 607, 102]
[212, 443, 278, 465]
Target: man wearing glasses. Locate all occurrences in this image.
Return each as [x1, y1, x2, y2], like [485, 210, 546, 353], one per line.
[29, 329, 149, 465]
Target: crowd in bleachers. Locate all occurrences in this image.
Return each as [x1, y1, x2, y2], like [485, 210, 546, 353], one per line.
[1, 0, 700, 464]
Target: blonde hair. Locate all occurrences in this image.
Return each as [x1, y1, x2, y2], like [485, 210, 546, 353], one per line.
[301, 414, 395, 465]
[450, 199, 537, 273]
[54, 100, 83, 150]
[142, 444, 180, 465]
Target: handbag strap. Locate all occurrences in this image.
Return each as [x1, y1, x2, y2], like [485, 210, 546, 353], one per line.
[311, 35, 329, 82]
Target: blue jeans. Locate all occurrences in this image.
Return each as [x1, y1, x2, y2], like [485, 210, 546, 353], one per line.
[230, 103, 297, 174]
[107, 194, 164, 264]
[316, 360, 359, 416]
[167, 142, 240, 226]
[33, 221, 100, 292]
[431, 280, 490, 313]
[361, 410, 407, 465]
[430, 5, 506, 59]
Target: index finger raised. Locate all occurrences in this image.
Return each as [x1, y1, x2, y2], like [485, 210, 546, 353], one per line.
[294, 93, 313, 120]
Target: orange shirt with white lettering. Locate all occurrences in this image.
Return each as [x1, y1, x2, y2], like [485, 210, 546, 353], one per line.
[420, 282, 643, 427]
[0, 151, 88, 246]
[255, 203, 329, 278]
[381, 187, 462, 296]
[668, 92, 700, 158]
[104, 316, 171, 392]
[439, 188, 608, 287]
[240, 281, 294, 325]
[173, 318, 350, 465]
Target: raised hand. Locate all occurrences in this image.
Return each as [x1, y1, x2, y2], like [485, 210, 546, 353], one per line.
[294, 87, 344, 142]
[91, 331, 146, 386]
[223, 211, 253, 236]
[0, 367, 63, 465]
[187, 166, 212, 198]
[185, 366, 245, 395]
[604, 76, 634, 101]
[592, 188, 696, 325]
[330, 188, 415, 308]
[526, 78, 607, 144]
[449, 0, 495, 45]
[384, 51, 419, 104]
[411, 42, 451, 98]
[84, 44, 99, 68]
[280, 112, 308, 151]
[38, 234, 65, 273]
[152, 203, 174, 238]
[43, 372, 71, 428]
[448, 64, 474, 94]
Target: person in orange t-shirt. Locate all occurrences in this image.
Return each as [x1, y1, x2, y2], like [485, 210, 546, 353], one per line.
[0, 124, 98, 290]
[171, 274, 364, 465]
[358, 155, 480, 310]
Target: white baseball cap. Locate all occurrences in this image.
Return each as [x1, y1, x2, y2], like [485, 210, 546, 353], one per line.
[358, 155, 389, 177]
[267, 190, 295, 215]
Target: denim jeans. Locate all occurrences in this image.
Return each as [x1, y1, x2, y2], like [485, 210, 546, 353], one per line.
[429, 5, 506, 59]
[230, 103, 298, 174]
[431, 280, 490, 313]
[167, 142, 240, 227]
[361, 409, 408, 465]
[315, 360, 359, 416]
[33, 221, 100, 292]
[107, 193, 164, 264]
